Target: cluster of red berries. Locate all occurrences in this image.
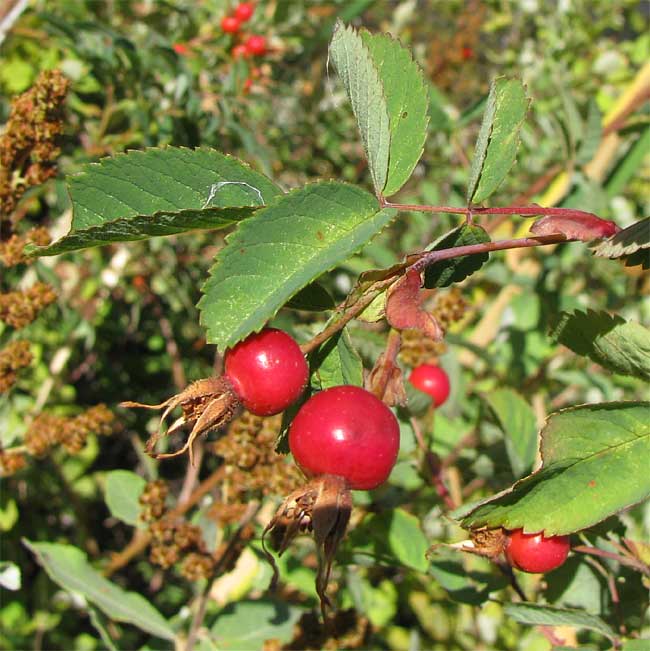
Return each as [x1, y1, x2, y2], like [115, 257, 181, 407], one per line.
[220, 3, 267, 58]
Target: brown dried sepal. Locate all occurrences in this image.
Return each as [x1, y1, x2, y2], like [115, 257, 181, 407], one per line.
[121, 376, 239, 464]
[263, 474, 352, 619]
[467, 527, 508, 560]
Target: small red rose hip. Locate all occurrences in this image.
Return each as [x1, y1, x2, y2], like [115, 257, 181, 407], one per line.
[289, 385, 400, 490]
[244, 34, 267, 56]
[409, 364, 450, 407]
[505, 529, 570, 573]
[221, 15, 241, 33]
[232, 43, 249, 59]
[234, 2, 255, 22]
[224, 328, 308, 416]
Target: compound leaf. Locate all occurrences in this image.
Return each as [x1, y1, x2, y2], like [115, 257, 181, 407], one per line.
[199, 182, 396, 350]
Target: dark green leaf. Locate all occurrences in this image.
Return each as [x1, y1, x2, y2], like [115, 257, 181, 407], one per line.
[504, 603, 616, 641]
[360, 31, 429, 196]
[482, 389, 538, 478]
[284, 282, 335, 311]
[329, 21, 390, 193]
[552, 310, 650, 380]
[592, 217, 650, 269]
[423, 224, 491, 288]
[23, 540, 175, 640]
[199, 182, 396, 350]
[466, 78, 529, 204]
[462, 402, 650, 535]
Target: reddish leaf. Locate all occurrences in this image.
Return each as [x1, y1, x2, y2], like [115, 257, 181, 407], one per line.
[385, 269, 443, 340]
[529, 213, 620, 242]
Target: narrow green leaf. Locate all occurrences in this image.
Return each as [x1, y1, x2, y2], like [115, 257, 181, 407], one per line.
[329, 21, 390, 193]
[606, 126, 650, 197]
[104, 470, 147, 527]
[284, 282, 335, 311]
[482, 389, 538, 478]
[592, 217, 650, 269]
[309, 328, 363, 390]
[423, 224, 491, 288]
[553, 310, 650, 380]
[209, 599, 300, 649]
[466, 78, 529, 204]
[31, 147, 281, 256]
[24, 540, 175, 641]
[504, 603, 616, 641]
[360, 31, 429, 197]
[461, 402, 650, 535]
[199, 182, 396, 350]
[576, 99, 602, 166]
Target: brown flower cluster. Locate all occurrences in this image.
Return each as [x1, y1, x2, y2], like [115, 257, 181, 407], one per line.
[0, 340, 32, 393]
[0, 282, 57, 329]
[0, 70, 69, 224]
[210, 413, 302, 523]
[400, 288, 468, 367]
[24, 404, 114, 457]
[0, 227, 51, 266]
[139, 479, 216, 580]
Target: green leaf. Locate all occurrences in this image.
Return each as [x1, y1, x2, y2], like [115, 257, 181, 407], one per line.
[423, 224, 491, 288]
[329, 21, 390, 194]
[31, 147, 281, 256]
[199, 182, 396, 350]
[104, 470, 147, 527]
[284, 282, 335, 311]
[347, 508, 429, 572]
[466, 78, 529, 204]
[576, 99, 602, 166]
[482, 389, 538, 478]
[209, 599, 300, 650]
[360, 31, 429, 196]
[23, 540, 175, 641]
[461, 402, 650, 535]
[503, 603, 616, 641]
[592, 217, 650, 269]
[309, 328, 364, 390]
[606, 126, 650, 197]
[552, 310, 650, 380]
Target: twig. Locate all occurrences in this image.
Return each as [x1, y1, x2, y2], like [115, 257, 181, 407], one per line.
[572, 545, 650, 577]
[582, 555, 626, 638]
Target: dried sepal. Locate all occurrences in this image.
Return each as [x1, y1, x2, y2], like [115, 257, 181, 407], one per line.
[121, 376, 238, 464]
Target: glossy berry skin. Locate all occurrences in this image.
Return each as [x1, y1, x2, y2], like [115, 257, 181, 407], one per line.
[234, 2, 255, 22]
[409, 364, 450, 407]
[244, 34, 267, 56]
[224, 328, 308, 416]
[289, 385, 400, 490]
[221, 16, 241, 33]
[505, 529, 570, 573]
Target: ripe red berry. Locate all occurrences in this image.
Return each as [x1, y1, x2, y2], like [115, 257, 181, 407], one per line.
[221, 15, 241, 34]
[224, 328, 308, 416]
[505, 529, 571, 573]
[289, 385, 400, 490]
[232, 43, 250, 59]
[409, 364, 450, 407]
[244, 34, 267, 56]
[172, 43, 189, 56]
[461, 46, 474, 60]
[234, 2, 255, 22]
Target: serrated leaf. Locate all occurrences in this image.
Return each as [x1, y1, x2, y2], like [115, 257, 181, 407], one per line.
[504, 603, 616, 641]
[199, 182, 396, 350]
[461, 402, 650, 535]
[24, 540, 175, 641]
[423, 224, 490, 288]
[309, 328, 363, 390]
[284, 282, 335, 311]
[466, 78, 529, 204]
[360, 31, 429, 196]
[329, 22, 390, 194]
[32, 147, 281, 256]
[552, 310, 650, 380]
[592, 217, 650, 269]
[209, 599, 300, 650]
[482, 389, 538, 478]
[104, 470, 147, 527]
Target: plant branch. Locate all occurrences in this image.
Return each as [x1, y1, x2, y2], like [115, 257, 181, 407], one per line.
[572, 544, 650, 577]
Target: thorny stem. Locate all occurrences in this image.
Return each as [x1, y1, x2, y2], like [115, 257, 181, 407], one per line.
[184, 501, 260, 651]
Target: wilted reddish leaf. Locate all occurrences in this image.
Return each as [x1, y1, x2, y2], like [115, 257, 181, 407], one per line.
[367, 332, 408, 407]
[385, 269, 443, 340]
[529, 213, 620, 241]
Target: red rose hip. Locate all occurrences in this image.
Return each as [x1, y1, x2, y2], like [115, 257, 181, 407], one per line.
[288, 385, 400, 490]
[221, 15, 241, 33]
[409, 364, 450, 407]
[234, 2, 255, 22]
[244, 34, 267, 56]
[505, 529, 570, 573]
[225, 328, 308, 416]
